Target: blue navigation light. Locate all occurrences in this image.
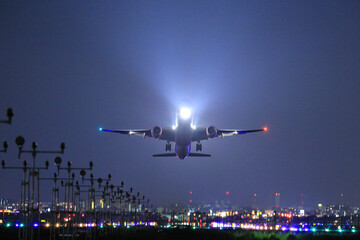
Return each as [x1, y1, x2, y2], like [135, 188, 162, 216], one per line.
[15, 223, 19, 227]
[33, 223, 39, 227]
[99, 127, 103, 131]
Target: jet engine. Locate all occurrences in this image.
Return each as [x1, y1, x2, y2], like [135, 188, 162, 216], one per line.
[151, 126, 162, 138]
[206, 126, 217, 138]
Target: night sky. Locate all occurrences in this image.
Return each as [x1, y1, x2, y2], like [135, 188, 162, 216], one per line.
[1, 1, 359, 209]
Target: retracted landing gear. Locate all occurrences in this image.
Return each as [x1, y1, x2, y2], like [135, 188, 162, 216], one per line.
[165, 142, 171, 151]
[196, 142, 202, 151]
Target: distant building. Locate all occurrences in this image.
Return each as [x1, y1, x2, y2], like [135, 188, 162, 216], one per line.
[275, 193, 280, 209]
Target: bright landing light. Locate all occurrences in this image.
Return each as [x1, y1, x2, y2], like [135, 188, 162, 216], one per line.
[179, 107, 192, 120]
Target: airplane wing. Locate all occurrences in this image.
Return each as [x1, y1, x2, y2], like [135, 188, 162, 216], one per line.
[99, 127, 176, 141]
[192, 127, 267, 141]
[99, 128, 153, 137]
[216, 128, 267, 137]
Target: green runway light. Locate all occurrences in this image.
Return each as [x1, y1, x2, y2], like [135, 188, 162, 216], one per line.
[20, 223, 24, 227]
[6, 223, 11, 227]
[311, 228, 316, 232]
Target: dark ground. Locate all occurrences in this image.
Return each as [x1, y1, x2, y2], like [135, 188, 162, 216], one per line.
[1, 226, 360, 240]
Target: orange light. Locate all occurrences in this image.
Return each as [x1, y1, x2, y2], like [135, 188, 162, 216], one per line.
[263, 127, 268, 132]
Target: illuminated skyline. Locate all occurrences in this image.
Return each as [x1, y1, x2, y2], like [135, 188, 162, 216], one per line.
[0, 1, 359, 208]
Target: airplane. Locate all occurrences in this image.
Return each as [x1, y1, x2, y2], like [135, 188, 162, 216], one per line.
[99, 106, 268, 160]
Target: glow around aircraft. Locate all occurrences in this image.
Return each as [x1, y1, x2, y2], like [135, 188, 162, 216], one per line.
[99, 106, 267, 160]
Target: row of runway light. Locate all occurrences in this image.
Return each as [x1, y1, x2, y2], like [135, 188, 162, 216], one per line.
[210, 222, 358, 233]
[3, 221, 359, 233]
[6, 221, 158, 228]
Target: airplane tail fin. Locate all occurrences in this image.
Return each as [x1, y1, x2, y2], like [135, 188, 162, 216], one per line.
[153, 153, 177, 157]
[188, 153, 211, 157]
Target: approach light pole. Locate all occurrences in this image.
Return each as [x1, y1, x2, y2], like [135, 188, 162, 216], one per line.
[2, 159, 49, 240]
[54, 156, 93, 240]
[81, 172, 111, 240]
[39, 172, 72, 240]
[2, 160, 30, 240]
[0, 141, 8, 153]
[0, 108, 14, 124]
[15, 136, 65, 240]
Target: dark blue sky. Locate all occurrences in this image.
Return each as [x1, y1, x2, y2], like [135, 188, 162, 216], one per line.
[1, 1, 359, 208]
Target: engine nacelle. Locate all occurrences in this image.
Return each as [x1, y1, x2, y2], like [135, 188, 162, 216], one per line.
[151, 126, 162, 138]
[206, 126, 217, 138]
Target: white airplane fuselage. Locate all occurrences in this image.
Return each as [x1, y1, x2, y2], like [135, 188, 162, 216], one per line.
[174, 119, 193, 159]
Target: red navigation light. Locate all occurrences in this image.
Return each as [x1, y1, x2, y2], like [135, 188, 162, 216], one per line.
[189, 200, 192, 203]
[263, 127, 268, 132]
[190, 191, 192, 194]
[254, 194, 257, 197]
[226, 191, 229, 195]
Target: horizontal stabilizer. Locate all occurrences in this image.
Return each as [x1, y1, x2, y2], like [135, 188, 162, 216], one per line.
[188, 153, 211, 157]
[153, 153, 177, 157]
